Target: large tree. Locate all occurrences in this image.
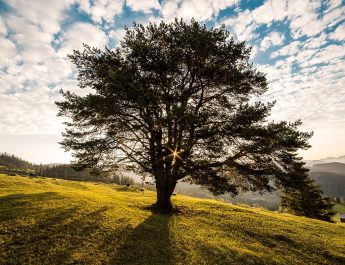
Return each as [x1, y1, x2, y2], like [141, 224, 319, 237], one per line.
[57, 19, 314, 211]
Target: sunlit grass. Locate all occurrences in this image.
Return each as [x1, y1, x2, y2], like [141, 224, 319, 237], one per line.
[0, 174, 344, 264]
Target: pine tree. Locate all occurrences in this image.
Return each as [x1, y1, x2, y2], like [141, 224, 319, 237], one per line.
[280, 163, 335, 222]
[56, 19, 315, 211]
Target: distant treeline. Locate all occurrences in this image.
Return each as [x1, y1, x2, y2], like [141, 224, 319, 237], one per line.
[0, 153, 34, 170]
[0, 152, 135, 185]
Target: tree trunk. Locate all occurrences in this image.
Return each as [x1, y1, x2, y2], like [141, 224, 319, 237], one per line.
[155, 178, 177, 211]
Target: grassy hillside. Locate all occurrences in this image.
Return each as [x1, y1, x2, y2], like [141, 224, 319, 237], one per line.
[0, 174, 345, 265]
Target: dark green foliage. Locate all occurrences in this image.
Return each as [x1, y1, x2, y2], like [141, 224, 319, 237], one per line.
[0, 152, 35, 170]
[41, 164, 135, 184]
[110, 174, 135, 185]
[40, 164, 91, 180]
[57, 19, 315, 212]
[280, 163, 335, 222]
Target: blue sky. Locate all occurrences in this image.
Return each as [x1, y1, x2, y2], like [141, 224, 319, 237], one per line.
[0, 0, 344, 163]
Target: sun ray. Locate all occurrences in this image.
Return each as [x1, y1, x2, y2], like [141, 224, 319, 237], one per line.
[166, 146, 183, 161]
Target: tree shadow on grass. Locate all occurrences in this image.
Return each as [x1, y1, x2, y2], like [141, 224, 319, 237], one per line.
[0, 192, 175, 265]
[0, 192, 58, 220]
[110, 212, 174, 265]
[0, 192, 116, 263]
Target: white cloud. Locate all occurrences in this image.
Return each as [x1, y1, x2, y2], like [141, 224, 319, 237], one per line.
[0, 87, 64, 135]
[329, 23, 345, 41]
[299, 44, 345, 68]
[162, 0, 237, 21]
[126, 0, 160, 13]
[294, 48, 319, 66]
[161, 1, 179, 20]
[108, 28, 127, 46]
[77, 0, 124, 24]
[225, 0, 345, 40]
[286, 0, 321, 38]
[271, 40, 301, 58]
[0, 60, 73, 95]
[322, 4, 345, 27]
[5, 14, 54, 46]
[0, 14, 74, 96]
[325, 0, 343, 12]
[210, 0, 239, 12]
[287, 0, 345, 39]
[0, 2, 111, 138]
[3, 16, 47, 60]
[5, 0, 73, 34]
[58, 22, 108, 56]
[224, 0, 321, 40]
[0, 38, 19, 68]
[259, 61, 345, 133]
[220, 0, 288, 42]
[251, 0, 288, 24]
[270, 32, 285, 45]
[0, 74, 91, 136]
[221, 10, 258, 41]
[303, 32, 328, 49]
[258, 49, 345, 142]
[260, 31, 285, 50]
[0, 17, 7, 35]
[4, 15, 62, 66]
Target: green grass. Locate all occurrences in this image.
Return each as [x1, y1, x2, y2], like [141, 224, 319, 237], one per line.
[334, 203, 345, 214]
[0, 174, 345, 265]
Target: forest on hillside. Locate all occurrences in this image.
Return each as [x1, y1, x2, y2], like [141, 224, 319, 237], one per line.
[0, 152, 135, 185]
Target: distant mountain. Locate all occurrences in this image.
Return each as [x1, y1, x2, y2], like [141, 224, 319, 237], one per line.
[310, 162, 345, 175]
[310, 172, 345, 198]
[305, 155, 345, 167]
[308, 162, 345, 198]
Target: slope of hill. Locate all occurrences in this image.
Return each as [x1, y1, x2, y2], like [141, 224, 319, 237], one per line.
[0, 175, 344, 265]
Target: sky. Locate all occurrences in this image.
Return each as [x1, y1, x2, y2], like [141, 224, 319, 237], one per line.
[0, 0, 344, 164]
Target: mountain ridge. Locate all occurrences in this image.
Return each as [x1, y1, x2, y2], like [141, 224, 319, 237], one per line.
[305, 155, 345, 167]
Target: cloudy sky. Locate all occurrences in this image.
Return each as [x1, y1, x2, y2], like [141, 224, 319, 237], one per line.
[0, 0, 344, 164]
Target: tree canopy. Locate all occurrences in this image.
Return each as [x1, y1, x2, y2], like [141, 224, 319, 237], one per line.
[57, 19, 323, 213]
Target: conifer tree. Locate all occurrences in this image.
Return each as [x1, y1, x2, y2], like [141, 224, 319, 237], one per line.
[280, 163, 335, 222]
[57, 19, 318, 212]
